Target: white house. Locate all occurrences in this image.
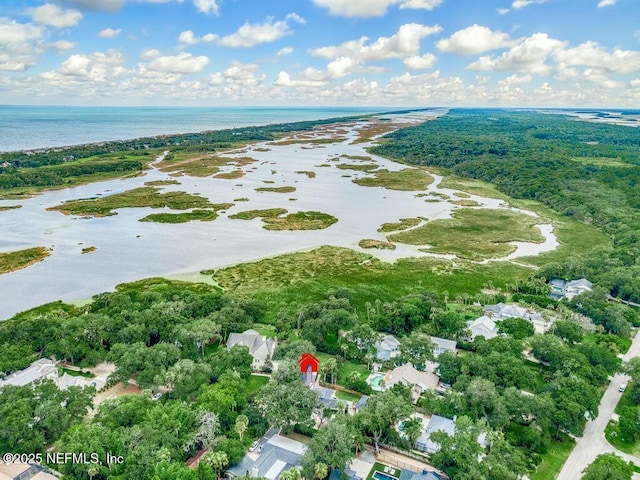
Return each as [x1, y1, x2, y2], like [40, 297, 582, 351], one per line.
[375, 334, 401, 361]
[0, 358, 58, 387]
[484, 303, 544, 323]
[416, 415, 486, 454]
[383, 364, 440, 403]
[227, 434, 306, 480]
[549, 278, 593, 300]
[466, 316, 499, 340]
[430, 336, 457, 357]
[227, 329, 276, 370]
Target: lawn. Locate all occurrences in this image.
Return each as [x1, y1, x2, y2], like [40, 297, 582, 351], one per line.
[0, 247, 50, 275]
[529, 435, 575, 480]
[252, 323, 277, 338]
[246, 375, 269, 394]
[388, 208, 545, 261]
[354, 168, 434, 191]
[314, 352, 370, 386]
[335, 390, 362, 402]
[366, 462, 400, 480]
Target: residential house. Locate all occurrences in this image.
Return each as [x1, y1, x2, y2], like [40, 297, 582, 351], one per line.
[416, 415, 486, 454]
[549, 278, 593, 301]
[354, 395, 369, 413]
[375, 334, 401, 361]
[484, 303, 544, 323]
[383, 364, 440, 403]
[430, 336, 457, 357]
[0, 358, 58, 387]
[227, 329, 276, 370]
[465, 316, 499, 341]
[312, 385, 339, 410]
[226, 434, 306, 480]
[0, 463, 59, 480]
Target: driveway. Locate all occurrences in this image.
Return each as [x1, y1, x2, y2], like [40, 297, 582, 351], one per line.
[556, 329, 640, 479]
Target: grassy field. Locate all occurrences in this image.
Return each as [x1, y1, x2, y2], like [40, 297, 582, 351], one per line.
[570, 156, 635, 168]
[354, 168, 434, 191]
[156, 152, 255, 178]
[437, 174, 510, 200]
[214, 170, 244, 179]
[295, 171, 317, 178]
[388, 208, 544, 261]
[144, 180, 180, 186]
[0, 247, 50, 275]
[230, 209, 337, 231]
[48, 187, 214, 217]
[230, 208, 287, 220]
[255, 186, 297, 193]
[378, 217, 422, 233]
[451, 199, 479, 206]
[211, 246, 531, 320]
[246, 375, 269, 394]
[0, 204, 21, 211]
[139, 209, 221, 224]
[530, 435, 575, 480]
[81, 246, 96, 254]
[315, 352, 370, 385]
[336, 163, 379, 172]
[359, 239, 396, 250]
[268, 137, 347, 146]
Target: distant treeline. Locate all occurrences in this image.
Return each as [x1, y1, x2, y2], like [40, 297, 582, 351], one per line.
[0, 114, 372, 192]
[370, 110, 640, 302]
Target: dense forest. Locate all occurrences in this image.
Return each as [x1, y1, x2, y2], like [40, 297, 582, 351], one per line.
[371, 110, 640, 302]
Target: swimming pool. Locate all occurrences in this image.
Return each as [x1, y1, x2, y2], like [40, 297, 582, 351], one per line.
[373, 471, 399, 480]
[366, 374, 385, 390]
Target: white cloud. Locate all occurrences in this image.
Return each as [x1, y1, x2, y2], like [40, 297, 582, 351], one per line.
[312, 0, 442, 18]
[209, 63, 265, 86]
[497, 8, 510, 14]
[0, 18, 42, 45]
[554, 41, 640, 73]
[498, 74, 532, 85]
[98, 28, 121, 38]
[597, 0, 616, 7]
[28, 3, 83, 28]
[145, 52, 210, 74]
[512, 0, 548, 9]
[177, 30, 218, 45]
[275, 71, 326, 88]
[193, 0, 219, 15]
[437, 25, 510, 55]
[140, 48, 160, 59]
[277, 47, 293, 56]
[41, 50, 126, 85]
[0, 18, 44, 71]
[582, 68, 623, 89]
[218, 13, 305, 48]
[468, 33, 566, 75]
[311, 23, 442, 61]
[404, 53, 437, 69]
[51, 40, 76, 51]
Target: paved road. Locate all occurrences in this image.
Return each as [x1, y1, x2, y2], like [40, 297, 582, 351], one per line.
[557, 329, 640, 479]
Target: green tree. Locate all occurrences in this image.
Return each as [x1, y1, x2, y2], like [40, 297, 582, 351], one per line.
[355, 390, 412, 454]
[200, 451, 229, 480]
[401, 418, 423, 448]
[257, 361, 318, 431]
[497, 317, 535, 340]
[582, 453, 633, 480]
[234, 414, 249, 441]
[399, 332, 434, 370]
[302, 417, 355, 476]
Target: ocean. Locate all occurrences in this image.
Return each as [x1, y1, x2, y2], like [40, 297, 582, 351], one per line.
[0, 105, 386, 152]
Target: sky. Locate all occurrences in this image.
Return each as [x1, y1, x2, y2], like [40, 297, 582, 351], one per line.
[0, 0, 638, 107]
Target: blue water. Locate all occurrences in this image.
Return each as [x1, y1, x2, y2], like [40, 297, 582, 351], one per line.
[0, 106, 385, 152]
